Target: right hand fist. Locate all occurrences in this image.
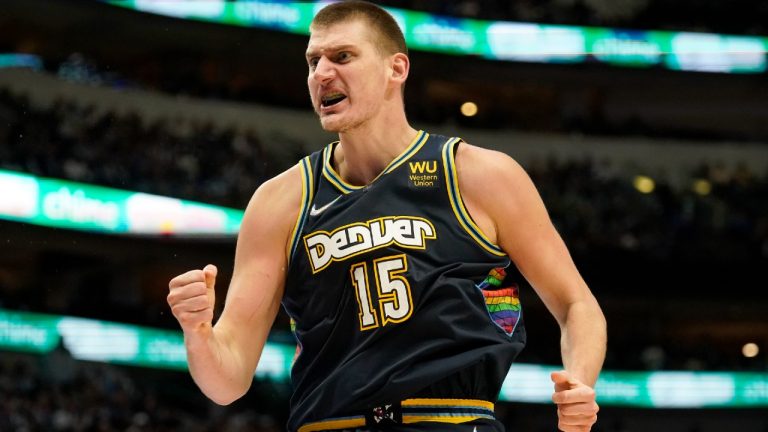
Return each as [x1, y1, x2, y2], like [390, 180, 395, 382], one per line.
[551, 370, 599, 432]
[167, 264, 218, 333]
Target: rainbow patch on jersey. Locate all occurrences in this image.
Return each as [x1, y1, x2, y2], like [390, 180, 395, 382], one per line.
[477, 267, 520, 335]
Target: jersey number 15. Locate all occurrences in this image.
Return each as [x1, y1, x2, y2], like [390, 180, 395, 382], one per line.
[350, 254, 413, 331]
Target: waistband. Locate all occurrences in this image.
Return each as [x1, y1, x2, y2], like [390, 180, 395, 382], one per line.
[297, 398, 495, 432]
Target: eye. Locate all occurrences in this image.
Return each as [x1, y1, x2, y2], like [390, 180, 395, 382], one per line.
[308, 57, 319, 70]
[336, 51, 351, 62]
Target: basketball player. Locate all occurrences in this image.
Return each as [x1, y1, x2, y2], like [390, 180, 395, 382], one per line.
[167, 2, 606, 431]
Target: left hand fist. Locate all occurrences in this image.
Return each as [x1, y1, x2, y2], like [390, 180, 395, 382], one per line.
[551, 370, 599, 432]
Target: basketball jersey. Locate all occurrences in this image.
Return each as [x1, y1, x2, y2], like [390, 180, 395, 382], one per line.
[282, 131, 526, 431]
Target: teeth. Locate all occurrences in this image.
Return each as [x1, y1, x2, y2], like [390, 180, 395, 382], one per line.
[321, 93, 347, 107]
[322, 93, 345, 102]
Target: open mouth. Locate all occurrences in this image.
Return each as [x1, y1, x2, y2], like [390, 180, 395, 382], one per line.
[321, 93, 347, 108]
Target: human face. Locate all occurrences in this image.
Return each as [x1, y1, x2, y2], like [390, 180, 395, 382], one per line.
[306, 19, 392, 133]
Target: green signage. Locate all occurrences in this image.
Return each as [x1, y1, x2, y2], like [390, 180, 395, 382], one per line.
[2, 308, 766, 407]
[0, 169, 243, 235]
[0, 309, 61, 353]
[103, 0, 767, 74]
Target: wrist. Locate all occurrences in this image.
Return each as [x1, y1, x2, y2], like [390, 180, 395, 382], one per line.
[183, 323, 214, 347]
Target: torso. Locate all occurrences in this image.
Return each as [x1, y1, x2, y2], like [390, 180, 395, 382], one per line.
[282, 131, 526, 431]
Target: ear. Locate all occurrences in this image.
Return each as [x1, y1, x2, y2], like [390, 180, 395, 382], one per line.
[390, 52, 409, 86]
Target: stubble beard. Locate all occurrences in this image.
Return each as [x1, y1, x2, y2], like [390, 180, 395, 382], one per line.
[319, 112, 366, 134]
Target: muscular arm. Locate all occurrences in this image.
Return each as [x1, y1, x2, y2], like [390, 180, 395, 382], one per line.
[455, 144, 606, 386]
[173, 165, 302, 405]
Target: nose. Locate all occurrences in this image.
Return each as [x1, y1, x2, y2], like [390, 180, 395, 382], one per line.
[312, 56, 335, 83]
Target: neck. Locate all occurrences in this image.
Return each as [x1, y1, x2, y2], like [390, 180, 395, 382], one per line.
[334, 110, 418, 186]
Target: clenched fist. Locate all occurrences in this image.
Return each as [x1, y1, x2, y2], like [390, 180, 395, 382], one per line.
[167, 264, 218, 333]
[551, 370, 599, 432]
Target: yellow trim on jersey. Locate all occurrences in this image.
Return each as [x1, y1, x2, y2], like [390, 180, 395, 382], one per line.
[382, 130, 429, 175]
[441, 138, 505, 256]
[321, 130, 428, 193]
[402, 397, 495, 423]
[322, 143, 360, 193]
[403, 415, 488, 424]
[288, 157, 314, 264]
[297, 416, 365, 432]
[297, 398, 495, 431]
[401, 398, 495, 410]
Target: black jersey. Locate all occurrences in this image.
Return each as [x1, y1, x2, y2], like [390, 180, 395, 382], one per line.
[282, 131, 526, 431]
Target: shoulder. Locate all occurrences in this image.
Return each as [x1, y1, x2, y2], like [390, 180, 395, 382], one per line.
[454, 141, 518, 168]
[453, 141, 546, 231]
[240, 162, 306, 238]
[455, 140, 559, 253]
[448, 141, 539, 246]
[252, 162, 305, 203]
[454, 141, 530, 196]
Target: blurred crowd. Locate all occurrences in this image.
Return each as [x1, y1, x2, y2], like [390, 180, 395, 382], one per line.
[0, 90, 273, 209]
[0, 349, 285, 432]
[527, 156, 768, 263]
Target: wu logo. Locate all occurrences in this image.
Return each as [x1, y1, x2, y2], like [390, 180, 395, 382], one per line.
[408, 160, 439, 188]
[408, 160, 437, 174]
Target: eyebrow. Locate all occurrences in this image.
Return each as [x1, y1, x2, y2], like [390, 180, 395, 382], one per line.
[305, 44, 357, 60]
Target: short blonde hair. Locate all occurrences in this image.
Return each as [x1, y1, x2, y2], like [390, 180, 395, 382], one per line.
[310, 1, 407, 57]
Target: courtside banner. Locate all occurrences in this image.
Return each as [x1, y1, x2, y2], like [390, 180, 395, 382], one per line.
[101, 0, 767, 73]
[0, 309, 292, 380]
[0, 169, 243, 235]
[2, 308, 767, 408]
[0, 53, 44, 70]
[501, 364, 768, 408]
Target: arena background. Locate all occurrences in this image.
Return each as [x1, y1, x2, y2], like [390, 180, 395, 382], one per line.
[1, 0, 767, 430]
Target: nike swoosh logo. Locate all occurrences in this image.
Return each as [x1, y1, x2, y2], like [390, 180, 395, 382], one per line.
[309, 195, 342, 216]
